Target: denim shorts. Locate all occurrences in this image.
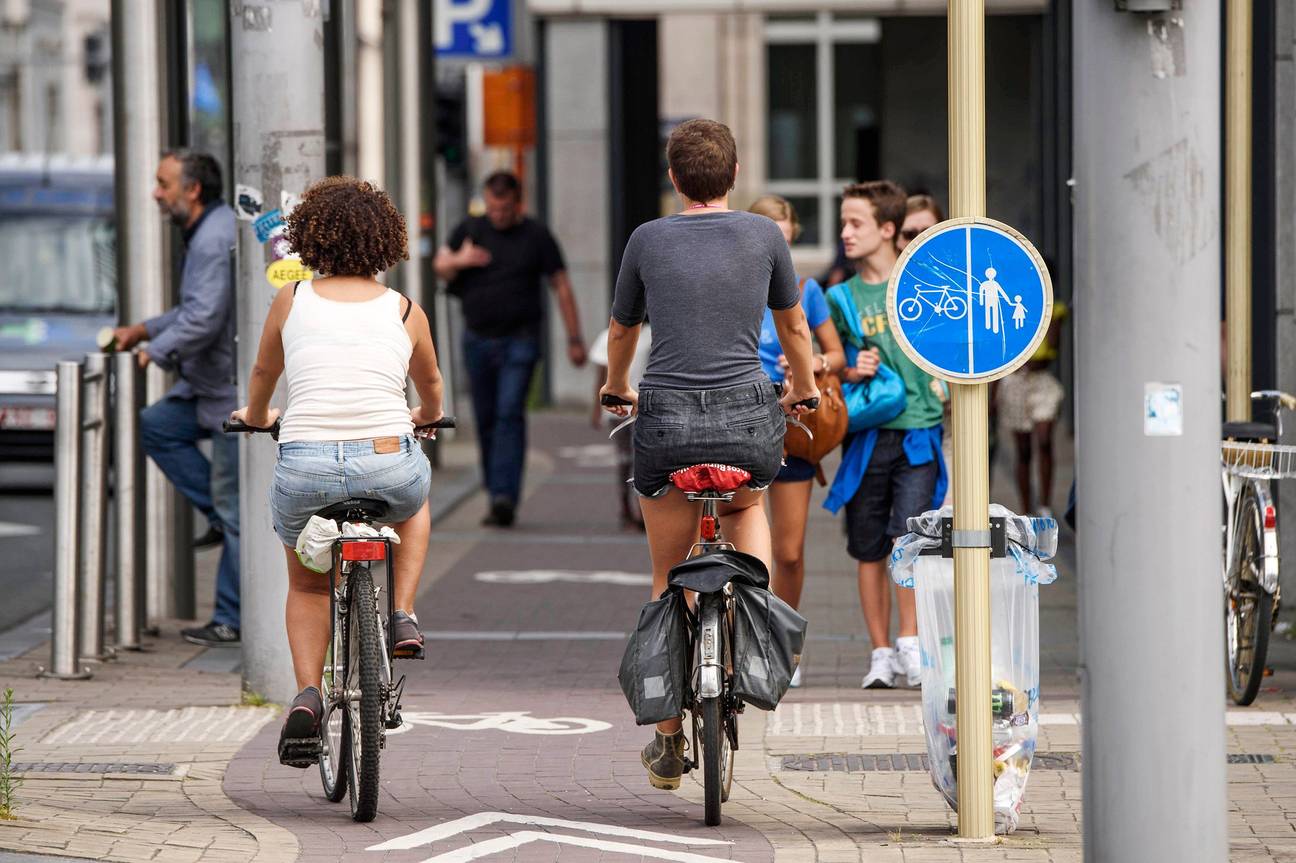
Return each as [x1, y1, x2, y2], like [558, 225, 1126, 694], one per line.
[632, 380, 785, 498]
[844, 428, 939, 562]
[270, 435, 432, 546]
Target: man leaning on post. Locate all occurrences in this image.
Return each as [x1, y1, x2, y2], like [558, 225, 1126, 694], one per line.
[112, 150, 240, 647]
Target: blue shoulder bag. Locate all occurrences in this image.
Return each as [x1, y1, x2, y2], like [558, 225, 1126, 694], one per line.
[825, 283, 907, 433]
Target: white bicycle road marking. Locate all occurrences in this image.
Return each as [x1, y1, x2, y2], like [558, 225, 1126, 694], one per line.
[0, 521, 39, 538]
[388, 710, 612, 736]
[409, 832, 744, 863]
[367, 811, 732, 852]
[474, 569, 652, 587]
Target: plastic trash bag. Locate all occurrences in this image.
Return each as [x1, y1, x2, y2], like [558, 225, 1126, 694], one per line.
[618, 590, 691, 725]
[889, 504, 1058, 834]
[731, 582, 806, 710]
[295, 516, 401, 574]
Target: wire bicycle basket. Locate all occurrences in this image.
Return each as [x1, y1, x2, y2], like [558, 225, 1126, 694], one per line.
[1221, 440, 1296, 480]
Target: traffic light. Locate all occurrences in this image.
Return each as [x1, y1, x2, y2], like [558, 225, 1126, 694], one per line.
[436, 89, 466, 168]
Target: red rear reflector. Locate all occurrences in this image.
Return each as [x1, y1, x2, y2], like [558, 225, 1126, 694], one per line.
[341, 541, 386, 561]
[700, 515, 718, 542]
[1265, 506, 1277, 530]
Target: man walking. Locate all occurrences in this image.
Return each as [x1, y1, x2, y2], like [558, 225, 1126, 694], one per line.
[435, 171, 586, 527]
[112, 151, 239, 647]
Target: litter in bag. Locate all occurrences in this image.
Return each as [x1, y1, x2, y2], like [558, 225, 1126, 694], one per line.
[731, 582, 807, 710]
[889, 504, 1058, 834]
[618, 590, 691, 725]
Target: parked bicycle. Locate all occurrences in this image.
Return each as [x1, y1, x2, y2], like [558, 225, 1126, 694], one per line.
[606, 392, 815, 826]
[1221, 391, 1295, 705]
[224, 416, 454, 821]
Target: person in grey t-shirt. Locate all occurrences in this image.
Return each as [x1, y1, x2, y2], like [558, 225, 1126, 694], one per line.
[599, 118, 818, 792]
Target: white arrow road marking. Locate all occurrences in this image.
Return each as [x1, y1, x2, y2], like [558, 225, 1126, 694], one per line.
[411, 831, 744, 863]
[0, 521, 39, 538]
[367, 811, 732, 851]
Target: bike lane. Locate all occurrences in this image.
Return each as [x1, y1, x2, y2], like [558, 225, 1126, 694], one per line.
[224, 415, 778, 863]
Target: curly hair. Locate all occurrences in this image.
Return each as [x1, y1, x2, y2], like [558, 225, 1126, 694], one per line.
[285, 176, 407, 277]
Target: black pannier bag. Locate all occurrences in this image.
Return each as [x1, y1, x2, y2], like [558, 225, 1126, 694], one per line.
[618, 590, 690, 725]
[731, 582, 807, 710]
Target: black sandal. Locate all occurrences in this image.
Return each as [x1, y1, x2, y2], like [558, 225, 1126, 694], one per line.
[278, 686, 324, 768]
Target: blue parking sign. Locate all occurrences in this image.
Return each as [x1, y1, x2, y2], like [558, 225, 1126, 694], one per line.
[435, 0, 511, 58]
[886, 217, 1053, 382]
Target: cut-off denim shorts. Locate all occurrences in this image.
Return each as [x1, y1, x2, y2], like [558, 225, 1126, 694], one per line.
[632, 380, 785, 498]
[270, 435, 432, 546]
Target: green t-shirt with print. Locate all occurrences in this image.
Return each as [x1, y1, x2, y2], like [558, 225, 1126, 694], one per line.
[828, 274, 945, 431]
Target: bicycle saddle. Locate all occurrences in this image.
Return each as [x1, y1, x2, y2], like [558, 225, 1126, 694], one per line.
[316, 498, 389, 523]
[1223, 421, 1277, 443]
[671, 464, 752, 493]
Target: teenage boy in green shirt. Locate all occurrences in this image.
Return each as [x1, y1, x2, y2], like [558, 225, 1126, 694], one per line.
[828, 181, 945, 690]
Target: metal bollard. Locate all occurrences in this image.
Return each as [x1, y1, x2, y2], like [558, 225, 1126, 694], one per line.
[113, 352, 144, 650]
[77, 353, 112, 661]
[42, 362, 91, 679]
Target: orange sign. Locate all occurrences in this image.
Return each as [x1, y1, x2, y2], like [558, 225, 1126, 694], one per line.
[482, 67, 536, 149]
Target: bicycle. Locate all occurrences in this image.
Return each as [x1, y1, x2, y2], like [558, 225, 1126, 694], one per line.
[223, 416, 454, 821]
[604, 392, 816, 826]
[897, 284, 969, 322]
[1221, 391, 1295, 706]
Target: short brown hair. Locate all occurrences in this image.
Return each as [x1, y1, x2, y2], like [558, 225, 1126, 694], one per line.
[285, 176, 408, 277]
[749, 194, 800, 241]
[906, 194, 944, 222]
[666, 119, 737, 204]
[842, 180, 907, 241]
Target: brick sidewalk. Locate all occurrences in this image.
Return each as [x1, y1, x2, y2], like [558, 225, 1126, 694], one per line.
[4, 412, 1296, 862]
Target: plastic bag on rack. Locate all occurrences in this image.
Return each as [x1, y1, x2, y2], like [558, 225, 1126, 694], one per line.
[889, 504, 1058, 834]
[294, 516, 402, 574]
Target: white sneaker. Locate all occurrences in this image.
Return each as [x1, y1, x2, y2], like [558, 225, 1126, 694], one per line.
[862, 647, 896, 689]
[789, 664, 803, 688]
[894, 635, 922, 688]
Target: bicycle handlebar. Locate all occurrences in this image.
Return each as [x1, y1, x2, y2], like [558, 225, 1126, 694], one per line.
[414, 417, 457, 432]
[601, 394, 633, 408]
[1251, 391, 1296, 412]
[222, 418, 282, 439]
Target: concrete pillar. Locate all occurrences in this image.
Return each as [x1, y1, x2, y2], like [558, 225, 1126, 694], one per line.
[231, 1, 326, 704]
[356, 0, 386, 186]
[543, 19, 610, 406]
[1073, 5, 1226, 861]
[1275, 0, 1296, 610]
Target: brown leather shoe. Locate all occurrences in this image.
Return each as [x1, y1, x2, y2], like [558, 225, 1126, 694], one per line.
[641, 729, 687, 790]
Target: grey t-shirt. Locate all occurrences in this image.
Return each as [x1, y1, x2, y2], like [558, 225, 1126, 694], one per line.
[611, 211, 800, 391]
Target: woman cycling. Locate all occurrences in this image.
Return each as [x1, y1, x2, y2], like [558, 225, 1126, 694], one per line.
[600, 119, 819, 791]
[748, 195, 845, 688]
[230, 177, 445, 766]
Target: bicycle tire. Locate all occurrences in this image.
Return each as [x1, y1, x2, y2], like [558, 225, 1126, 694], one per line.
[699, 597, 726, 826]
[1227, 488, 1273, 706]
[318, 620, 349, 803]
[345, 566, 384, 822]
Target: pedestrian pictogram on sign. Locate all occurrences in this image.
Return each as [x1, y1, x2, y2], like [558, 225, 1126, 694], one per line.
[887, 217, 1053, 383]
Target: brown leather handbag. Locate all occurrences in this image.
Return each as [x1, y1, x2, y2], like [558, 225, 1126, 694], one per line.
[783, 369, 849, 485]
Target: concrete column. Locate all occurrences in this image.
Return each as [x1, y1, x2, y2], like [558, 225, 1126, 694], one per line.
[356, 0, 386, 186]
[231, 1, 326, 704]
[543, 19, 610, 406]
[1275, 0, 1296, 610]
[1073, 5, 1226, 861]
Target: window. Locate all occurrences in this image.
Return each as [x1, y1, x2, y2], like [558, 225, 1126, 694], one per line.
[765, 13, 882, 254]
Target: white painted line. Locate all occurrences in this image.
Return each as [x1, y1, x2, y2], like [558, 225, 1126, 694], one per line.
[421, 630, 626, 641]
[1225, 711, 1288, 726]
[367, 811, 732, 852]
[474, 570, 652, 587]
[415, 831, 743, 863]
[0, 521, 39, 538]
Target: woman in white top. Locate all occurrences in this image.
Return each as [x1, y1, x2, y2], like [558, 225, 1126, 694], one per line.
[231, 177, 444, 765]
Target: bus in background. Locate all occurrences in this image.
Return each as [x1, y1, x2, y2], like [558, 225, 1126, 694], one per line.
[0, 155, 116, 461]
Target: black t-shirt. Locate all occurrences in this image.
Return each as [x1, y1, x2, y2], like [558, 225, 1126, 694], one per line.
[446, 215, 566, 337]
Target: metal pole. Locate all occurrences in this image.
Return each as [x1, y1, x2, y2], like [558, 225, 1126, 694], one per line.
[111, 0, 173, 630]
[43, 362, 90, 680]
[77, 353, 111, 662]
[113, 352, 144, 651]
[1074, 4, 1227, 861]
[232, 0, 326, 704]
[1225, 0, 1252, 422]
[397, 0, 424, 311]
[947, 0, 993, 840]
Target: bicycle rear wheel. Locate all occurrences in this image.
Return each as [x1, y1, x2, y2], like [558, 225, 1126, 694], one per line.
[345, 565, 384, 821]
[318, 619, 349, 803]
[1227, 487, 1273, 706]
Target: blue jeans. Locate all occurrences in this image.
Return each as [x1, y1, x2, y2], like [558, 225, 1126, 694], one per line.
[462, 329, 539, 505]
[140, 396, 240, 629]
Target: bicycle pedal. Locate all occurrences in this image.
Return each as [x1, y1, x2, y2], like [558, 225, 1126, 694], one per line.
[386, 711, 403, 730]
[393, 645, 425, 660]
[278, 737, 322, 769]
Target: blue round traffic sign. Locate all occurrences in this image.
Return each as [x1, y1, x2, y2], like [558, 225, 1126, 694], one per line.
[886, 217, 1053, 382]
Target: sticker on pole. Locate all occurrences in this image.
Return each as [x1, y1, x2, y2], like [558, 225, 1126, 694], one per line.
[887, 216, 1053, 383]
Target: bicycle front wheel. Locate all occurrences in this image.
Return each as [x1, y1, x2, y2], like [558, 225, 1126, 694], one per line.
[700, 695, 725, 826]
[345, 565, 384, 822]
[1227, 486, 1273, 706]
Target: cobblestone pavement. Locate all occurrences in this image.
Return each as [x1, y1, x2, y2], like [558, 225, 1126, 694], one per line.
[5, 413, 1296, 862]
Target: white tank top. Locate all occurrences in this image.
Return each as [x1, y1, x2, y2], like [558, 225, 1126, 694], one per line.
[278, 282, 414, 443]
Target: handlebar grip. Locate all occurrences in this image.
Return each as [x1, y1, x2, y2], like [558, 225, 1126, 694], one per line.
[793, 397, 820, 411]
[222, 418, 282, 439]
[415, 416, 457, 431]
[601, 394, 633, 407]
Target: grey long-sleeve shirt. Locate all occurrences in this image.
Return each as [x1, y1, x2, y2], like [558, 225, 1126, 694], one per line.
[144, 202, 237, 430]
